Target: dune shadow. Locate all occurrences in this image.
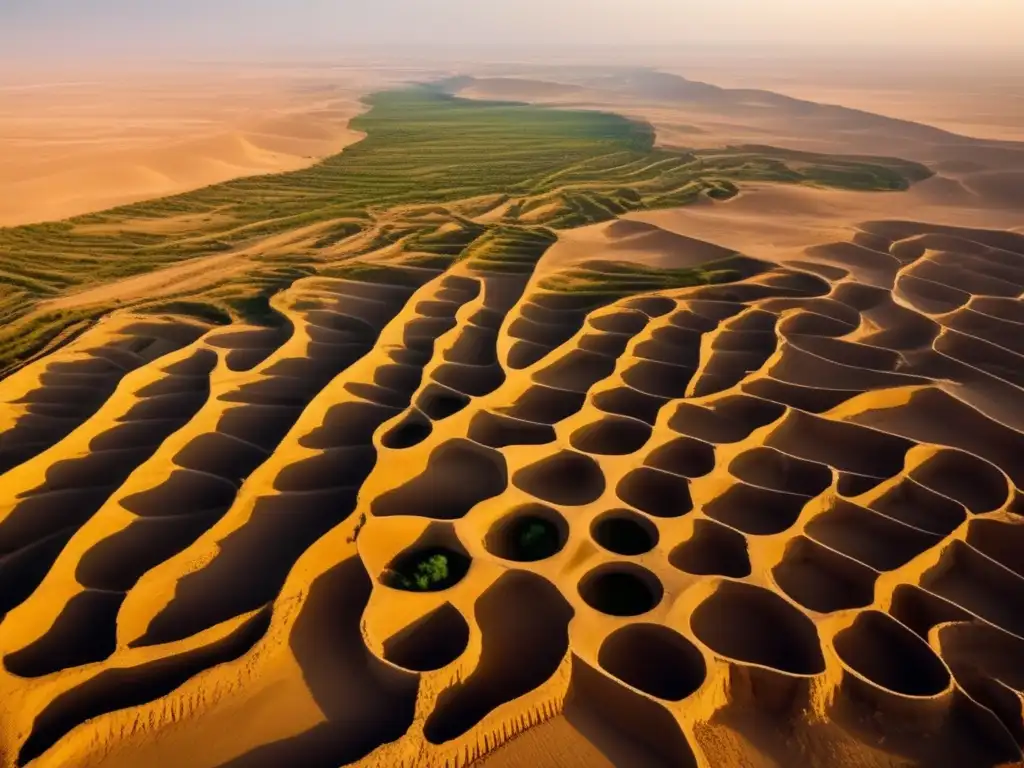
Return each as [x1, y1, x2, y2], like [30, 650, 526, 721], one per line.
[221, 557, 417, 768]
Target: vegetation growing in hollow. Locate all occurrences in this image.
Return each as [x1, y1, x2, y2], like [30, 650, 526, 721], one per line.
[507, 516, 562, 562]
[385, 548, 471, 592]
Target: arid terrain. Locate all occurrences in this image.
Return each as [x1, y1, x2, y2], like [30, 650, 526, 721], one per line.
[0, 65, 392, 227]
[1, 53, 1024, 768]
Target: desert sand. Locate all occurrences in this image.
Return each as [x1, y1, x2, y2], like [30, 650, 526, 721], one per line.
[0, 66, 382, 226]
[1, 59, 1024, 768]
[659, 50, 1024, 143]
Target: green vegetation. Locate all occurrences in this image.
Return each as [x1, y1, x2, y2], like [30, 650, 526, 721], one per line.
[538, 256, 761, 297]
[508, 516, 562, 562]
[0, 306, 110, 377]
[403, 555, 450, 591]
[386, 547, 470, 592]
[0, 86, 931, 376]
[312, 220, 367, 249]
[461, 226, 558, 274]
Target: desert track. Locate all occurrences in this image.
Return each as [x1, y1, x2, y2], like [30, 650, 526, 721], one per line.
[1, 209, 1024, 767]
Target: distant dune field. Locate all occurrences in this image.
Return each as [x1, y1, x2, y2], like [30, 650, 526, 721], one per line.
[661, 52, 1024, 143]
[0, 67, 381, 226]
[1, 63, 1024, 768]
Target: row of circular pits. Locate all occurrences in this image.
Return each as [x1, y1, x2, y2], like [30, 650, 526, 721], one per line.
[376, 382, 991, 544]
[509, 448, 703, 522]
[491, 498, 752, 579]
[513, 438, 834, 537]
[566, 420, 834, 523]
[372, 417, 843, 538]
[369, 474, 974, 699]
[375, 487, 757, 615]
[374, 554, 956, 707]
[368, 438, 995, 623]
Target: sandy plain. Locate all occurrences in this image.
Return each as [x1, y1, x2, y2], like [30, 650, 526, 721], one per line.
[660, 50, 1024, 143]
[0, 65, 386, 226]
[1, 52, 1024, 768]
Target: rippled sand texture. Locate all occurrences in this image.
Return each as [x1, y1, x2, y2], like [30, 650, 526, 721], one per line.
[1, 210, 1024, 767]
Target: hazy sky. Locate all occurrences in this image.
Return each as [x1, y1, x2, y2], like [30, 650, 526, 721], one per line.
[2, 0, 1021, 54]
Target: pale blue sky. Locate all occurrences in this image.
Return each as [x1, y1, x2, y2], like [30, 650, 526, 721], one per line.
[2, 0, 1021, 54]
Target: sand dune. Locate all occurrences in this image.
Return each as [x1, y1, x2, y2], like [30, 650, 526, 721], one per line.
[0, 68, 377, 226]
[624, 181, 1024, 267]
[659, 52, 1024, 143]
[445, 71, 1024, 221]
[538, 218, 738, 273]
[458, 77, 585, 103]
[2, 63, 1024, 768]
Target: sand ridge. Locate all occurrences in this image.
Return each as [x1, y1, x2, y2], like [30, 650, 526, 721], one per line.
[657, 52, 1024, 143]
[0, 206, 1023, 766]
[0, 68, 380, 227]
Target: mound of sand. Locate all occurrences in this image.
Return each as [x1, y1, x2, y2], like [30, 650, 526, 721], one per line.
[0, 68, 374, 226]
[662, 51, 1024, 143]
[539, 218, 737, 274]
[457, 77, 585, 103]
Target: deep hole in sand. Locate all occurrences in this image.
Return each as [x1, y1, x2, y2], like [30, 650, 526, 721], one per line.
[579, 565, 663, 617]
[486, 506, 567, 562]
[598, 624, 706, 701]
[591, 511, 658, 556]
[691, 582, 825, 675]
[383, 547, 471, 593]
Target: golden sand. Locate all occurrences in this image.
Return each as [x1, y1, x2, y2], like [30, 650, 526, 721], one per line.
[0, 67, 375, 227]
[1, 64, 1024, 768]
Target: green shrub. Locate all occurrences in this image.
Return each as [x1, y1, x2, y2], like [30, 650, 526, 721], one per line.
[387, 547, 470, 592]
[513, 518, 561, 561]
[403, 555, 450, 590]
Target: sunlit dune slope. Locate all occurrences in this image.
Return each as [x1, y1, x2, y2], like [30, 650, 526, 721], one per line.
[0, 82, 1024, 768]
[0, 71, 372, 227]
